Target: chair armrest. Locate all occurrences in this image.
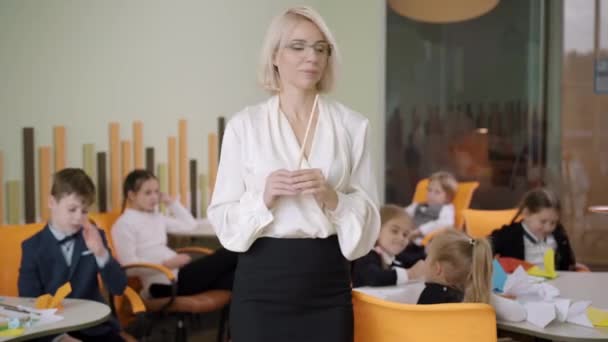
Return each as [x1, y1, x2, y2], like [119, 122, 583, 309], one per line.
[122, 262, 177, 282]
[176, 246, 215, 255]
[122, 286, 146, 314]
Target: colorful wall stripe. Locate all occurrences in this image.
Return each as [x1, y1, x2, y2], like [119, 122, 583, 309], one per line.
[121, 140, 132, 179]
[97, 152, 108, 212]
[0, 151, 4, 224]
[168, 137, 177, 199]
[157, 163, 167, 213]
[189, 159, 197, 217]
[199, 173, 207, 218]
[1, 118, 223, 225]
[208, 133, 218, 199]
[218, 116, 225, 155]
[83, 144, 96, 180]
[23, 128, 36, 223]
[38, 146, 51, 221]
[109, 123, 120, 212]
[133, 121, 144, 169]
[53, 126, 66, 172]
[179, 120, 188, 206]
[7, 180, 21, 224]
[145, 147, 154, 174]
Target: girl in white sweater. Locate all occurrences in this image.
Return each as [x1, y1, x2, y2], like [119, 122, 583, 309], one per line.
[112, 169, 237, 298]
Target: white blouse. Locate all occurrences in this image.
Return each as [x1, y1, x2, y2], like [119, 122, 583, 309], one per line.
[111, 202, 197, 290]
[208, 95, 380, 260]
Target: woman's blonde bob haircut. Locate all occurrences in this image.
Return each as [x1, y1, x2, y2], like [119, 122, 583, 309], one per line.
[258, 6, 340, 93]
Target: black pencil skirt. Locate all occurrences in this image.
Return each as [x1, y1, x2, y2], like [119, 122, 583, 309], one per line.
[230, 235, 353, 342]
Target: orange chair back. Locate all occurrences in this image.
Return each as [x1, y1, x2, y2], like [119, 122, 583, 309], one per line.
[89, 211, 121, 251]
[0, 222, 46, 296]
[353, 291, 497, 342]
[412, 178, 479, 229]
[464, 208, 519, 238]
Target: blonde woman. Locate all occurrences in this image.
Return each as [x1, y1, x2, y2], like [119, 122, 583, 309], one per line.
[208, 6, 380, 341]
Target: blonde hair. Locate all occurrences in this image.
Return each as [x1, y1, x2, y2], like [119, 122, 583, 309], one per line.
[258, 6, 340, 93]
[426, 230, 492, 304]
[429, 171, 458, 201]
[380, 204, 414, 230]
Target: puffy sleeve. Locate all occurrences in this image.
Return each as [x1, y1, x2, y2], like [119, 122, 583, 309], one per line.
[207, 118, 274, 252]
[326, 119, 380, 260]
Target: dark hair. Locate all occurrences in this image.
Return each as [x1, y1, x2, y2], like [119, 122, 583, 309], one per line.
[122, 169, 157, 212]
[51, 168, 96, 206]
[512, 188, 560, 223]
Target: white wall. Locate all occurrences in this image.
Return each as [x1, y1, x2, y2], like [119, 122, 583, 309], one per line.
[0, 0, 385, 213]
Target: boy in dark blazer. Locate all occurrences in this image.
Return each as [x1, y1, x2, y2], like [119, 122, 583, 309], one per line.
[19, 168, 127, 342]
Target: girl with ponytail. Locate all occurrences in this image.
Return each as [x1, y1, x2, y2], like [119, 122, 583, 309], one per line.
[418, 229, 493, 304]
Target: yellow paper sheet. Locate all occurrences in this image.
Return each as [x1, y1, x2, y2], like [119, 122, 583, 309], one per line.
[527, 249, 557, 279]
[587, 307, 608, 327]
[0, 328, 24, 337]
[35, 282, 72, 309]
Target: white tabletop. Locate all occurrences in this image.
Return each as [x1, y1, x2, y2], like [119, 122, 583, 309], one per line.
[498, 272, 608, 341]
[168, 219, 216, 237]
[0, 297, 110, 342]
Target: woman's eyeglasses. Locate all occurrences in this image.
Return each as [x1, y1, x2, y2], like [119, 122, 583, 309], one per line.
[284, 41, 332, 57]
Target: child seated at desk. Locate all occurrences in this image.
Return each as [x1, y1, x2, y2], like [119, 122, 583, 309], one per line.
[18, 168, 128, 342]
[418, 229, 492, 304]
[352, 205, 425, 287]
[490, 188, 577, 271]
[398, 171, 457, 266]
[112, 169, 237, 298]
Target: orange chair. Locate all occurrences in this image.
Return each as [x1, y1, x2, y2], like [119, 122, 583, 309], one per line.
[0, 223, 46, 296]
[353, 291, 497, 342]
[89, 211, 121, 250]
[96, 212, 231, 342]
[463, 208, 518, 238]
[412, 178, 479, 230]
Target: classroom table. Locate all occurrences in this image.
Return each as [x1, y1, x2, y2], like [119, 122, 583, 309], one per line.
[167, 219, 222, 250]
[354, 272, 608, 342]
[498, 272, 608, 341]
[0, 297, 110, 342]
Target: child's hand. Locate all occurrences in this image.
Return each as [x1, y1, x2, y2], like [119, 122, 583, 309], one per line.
[163, 254, 192, 269]
[407, 260, 426, 280]
[160, 192, 174, 206]
[82, 220, 108, 258]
